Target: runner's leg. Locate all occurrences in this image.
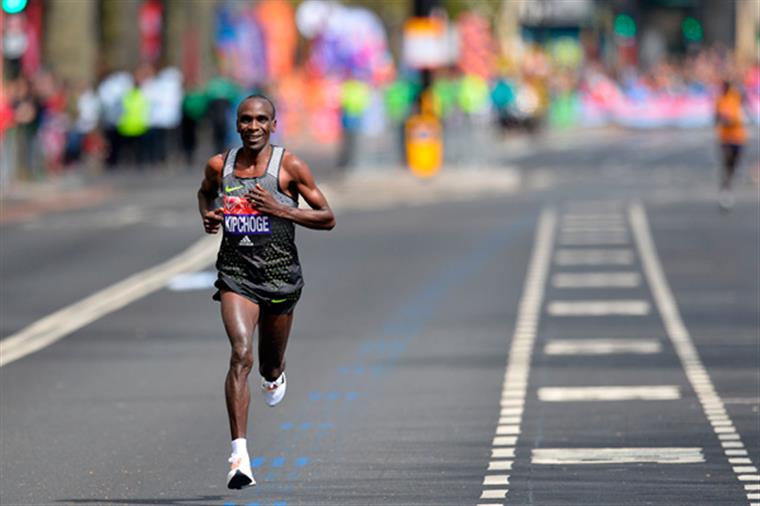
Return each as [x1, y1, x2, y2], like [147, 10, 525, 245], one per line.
[258, 311, 294, 382]
[721, 144, 740, 190]
[721, 144, 731, 189]
[220, 289, 260, 439]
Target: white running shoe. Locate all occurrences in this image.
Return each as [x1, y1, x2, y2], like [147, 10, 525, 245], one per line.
[227, 454, 255, 489]
[719, 189, 735, 211]
[261, 372, 286, 407]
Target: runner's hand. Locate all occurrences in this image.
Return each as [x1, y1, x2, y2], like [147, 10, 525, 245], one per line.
[246, 184, 283, 216]
[203, 207, 224, 234]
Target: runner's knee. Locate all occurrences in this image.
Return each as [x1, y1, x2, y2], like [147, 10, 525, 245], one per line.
[230, 345, 254, 373]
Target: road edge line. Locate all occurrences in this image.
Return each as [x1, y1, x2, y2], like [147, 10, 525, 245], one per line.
[629, 202, 757, 500]
[0, 235, 220, 367]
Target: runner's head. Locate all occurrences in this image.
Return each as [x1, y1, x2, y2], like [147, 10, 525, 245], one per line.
[236, 95, 277, 152]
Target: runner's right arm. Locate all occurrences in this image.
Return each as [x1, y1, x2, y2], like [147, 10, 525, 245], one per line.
[198, 154, 225, 234]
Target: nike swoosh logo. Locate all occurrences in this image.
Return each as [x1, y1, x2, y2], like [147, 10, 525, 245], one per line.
[225, 185, 244, 193]
[270, 298, 288, 304]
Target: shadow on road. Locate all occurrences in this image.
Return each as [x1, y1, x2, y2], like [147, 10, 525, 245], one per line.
[59, 496, 225, 505]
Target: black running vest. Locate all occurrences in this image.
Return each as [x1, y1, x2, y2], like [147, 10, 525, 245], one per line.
[215, 145, 304, 297]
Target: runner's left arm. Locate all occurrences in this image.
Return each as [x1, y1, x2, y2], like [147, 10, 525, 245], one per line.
[246, 155, 335, 230]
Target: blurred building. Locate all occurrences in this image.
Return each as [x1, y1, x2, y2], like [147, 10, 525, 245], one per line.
[505, 0, 758, 70]
[3, 0, 218, 85]
[3, 0, 757, 86]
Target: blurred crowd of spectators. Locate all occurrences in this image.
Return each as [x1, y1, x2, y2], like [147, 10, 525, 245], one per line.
[2, 63, 203, 183]
[1, 43, 757, 182]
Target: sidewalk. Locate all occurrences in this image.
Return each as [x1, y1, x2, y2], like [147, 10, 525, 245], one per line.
[0, 171, 116, 225]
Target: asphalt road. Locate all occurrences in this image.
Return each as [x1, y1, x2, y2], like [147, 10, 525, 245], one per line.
[1, 127, 758, 506]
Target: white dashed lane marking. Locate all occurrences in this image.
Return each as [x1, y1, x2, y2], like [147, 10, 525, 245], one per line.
[558, 235, 630, 246]
[544, 339, 661, 355]
[547, 300, 650, 316]
[484, 202, 755, 504]
[532, 448, 705, 465]
[554, 248, 634, 266]
[551, 272, 641, 288]
[537, 386, 680, 402]
[479, 208, 556, 505]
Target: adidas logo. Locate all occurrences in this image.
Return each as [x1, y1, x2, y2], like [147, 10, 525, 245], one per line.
[239, 236, 254, 246]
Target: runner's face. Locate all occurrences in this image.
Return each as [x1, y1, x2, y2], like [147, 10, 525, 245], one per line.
[237, 99, 276, 151]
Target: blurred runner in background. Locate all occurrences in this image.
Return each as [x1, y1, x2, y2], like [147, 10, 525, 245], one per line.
[715, 79, 747, 211]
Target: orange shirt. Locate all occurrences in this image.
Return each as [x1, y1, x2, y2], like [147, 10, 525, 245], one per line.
[716, 89, 746, 145]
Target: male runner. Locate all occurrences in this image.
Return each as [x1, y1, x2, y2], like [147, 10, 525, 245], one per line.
[197, 95, 335, 489]
[715, 79, 747, 211]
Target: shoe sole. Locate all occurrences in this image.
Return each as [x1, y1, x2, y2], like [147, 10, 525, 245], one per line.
[227, 471, 255, 489]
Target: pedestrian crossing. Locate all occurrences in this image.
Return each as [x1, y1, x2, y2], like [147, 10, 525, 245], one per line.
[478, 202, 757, 506]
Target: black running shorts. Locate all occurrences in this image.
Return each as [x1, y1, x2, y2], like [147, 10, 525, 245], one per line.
[213, 275, 301, 315]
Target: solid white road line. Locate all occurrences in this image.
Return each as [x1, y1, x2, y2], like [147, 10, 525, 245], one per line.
[0, 235, 220, 367]
[532, 447, 704, 465]
[630, 202, 756, 488]
[554, 248, 634, 266]
[544, 339, 661, 355]
[547, 300, 650, 316]
[537, 386, 680, 402]
[551, 272, 641, 288]
[480, 208, 556, 503]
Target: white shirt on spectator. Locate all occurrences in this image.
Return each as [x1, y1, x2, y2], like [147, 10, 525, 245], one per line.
[97, 72, 133, 128]
[143, 67, 183, 129]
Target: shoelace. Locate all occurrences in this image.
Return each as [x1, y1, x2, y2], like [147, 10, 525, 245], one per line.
[262, 374, 284, 390]
[229, 455, 251, 469]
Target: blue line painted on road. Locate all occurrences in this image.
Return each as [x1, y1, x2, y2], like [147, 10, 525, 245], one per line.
[282, 420, 335, 431]
[338, 364, 367, 375]
[251, 456, 266, 468]
[294, 456, 311, 467]
[273, 502, 288, 506]
[253, 225, 514, 500]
